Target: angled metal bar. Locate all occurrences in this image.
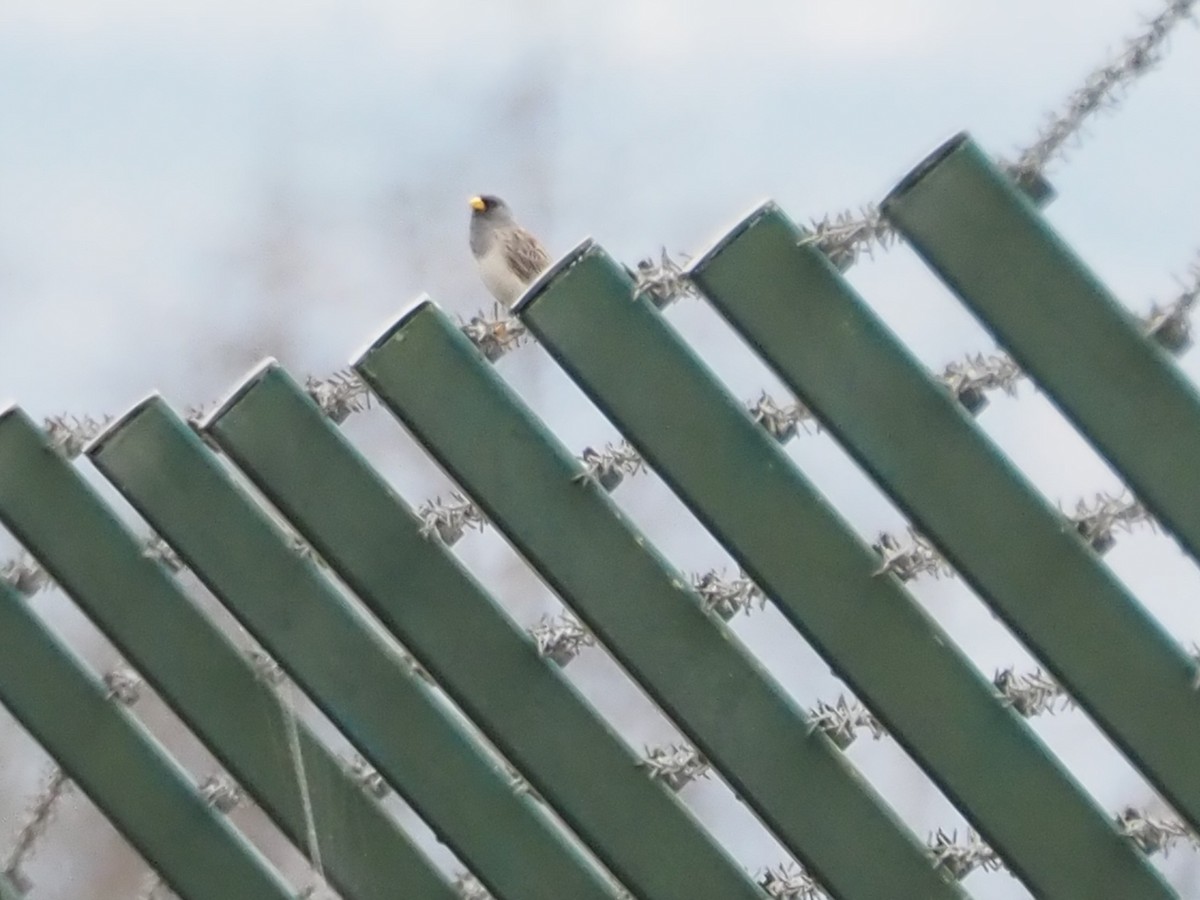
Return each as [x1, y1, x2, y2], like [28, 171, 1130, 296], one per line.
[0, 872, 21, 900]
[0, 405, 456, 900]
[689, 204, 1200, 884]
[510, 245, 1176, 900]
[881, 132, 1200, 572]
[355, 302, 964, 900]
[204, 362, 764, 900]
[0, 578, 295, 900]
[87, 398, 617, 900]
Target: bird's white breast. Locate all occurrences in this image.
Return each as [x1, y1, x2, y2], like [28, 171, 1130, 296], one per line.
[476, 242, 531, 308]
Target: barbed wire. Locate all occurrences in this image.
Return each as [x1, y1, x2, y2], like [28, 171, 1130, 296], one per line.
[0, 553, 52, 597]
[2, 655, 1192, 896]
[927, 828, 1006, 881]
[871, 529, 958, 581]
[632, 249, 700, 308]
[758, 862, 826, 900]
[528, 613, 596, 666]
[804, 0, 1199, 267]
[638, 662, 1080, 792]
[2, 767, 71, 895]
[415, 492, 489, 545]
[692, 570, 768, 620]
[198, 773, 244, 814]
[0, 463, 1176, 633]
[638, 743, 713, 792]
[2, 7, 1196, 881]
[577, 443, 647, 492]
[1118, 806, 1199, 855]
[7, 208, 1195, 501]
[760, 805, 1200, 899]
[453, 873, 494, 900]
[458, 305, 531, 362]
[1009, 0, 1199, 182]
[3, 665, 141, 894]
[639, 655, 1200, 787]
[41, 414, 110, 459]
[120, 801, 1200, 900]
[303, 370, 371, 425]
[349, 754, 389, 799]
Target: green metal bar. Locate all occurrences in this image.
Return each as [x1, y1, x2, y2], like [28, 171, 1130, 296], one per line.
[204, 364, 764, 900]
[0, 872, 21, 900]
[881, 132, 1200, 572]
[0, 578, 295, 900]
[87, 398, 617, 900]
[0, 406, 456, 900]
[691, 205, 1200, 883]
[356, 304, 963, 900]
[510, 245, 1176, 900]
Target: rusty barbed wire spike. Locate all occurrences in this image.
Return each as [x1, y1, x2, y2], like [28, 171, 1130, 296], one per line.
[459, 303, 530, 362]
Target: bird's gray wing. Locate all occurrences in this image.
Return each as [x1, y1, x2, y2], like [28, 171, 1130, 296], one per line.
[504, 228, 551, 282]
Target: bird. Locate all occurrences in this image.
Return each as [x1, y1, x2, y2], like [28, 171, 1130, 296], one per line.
[469, 195, 551, 307]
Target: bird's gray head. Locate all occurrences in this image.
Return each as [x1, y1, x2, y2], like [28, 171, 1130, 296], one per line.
[469, 194, 514, 255]
[469, 194, 514, 222]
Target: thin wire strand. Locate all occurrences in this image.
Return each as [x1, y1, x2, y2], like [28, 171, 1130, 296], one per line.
[3, 665, 141, 894]
[806, 0, 1199, 267]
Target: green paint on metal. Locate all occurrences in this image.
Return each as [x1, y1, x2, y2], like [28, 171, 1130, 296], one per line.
[882, 132, 1200, 573]
[0, 872, 22, 900]
[0, 578, 295, 900]
[204, 363, 763, 900]
[87, 398, 617, 900]
[690, 204, 1191, 896]
[513, 243, 1177, 900]
[355, 303, 963, 900]
[0, 406, 455, 900]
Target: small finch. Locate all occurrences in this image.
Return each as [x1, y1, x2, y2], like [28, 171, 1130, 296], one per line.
[469, 195, 551, 307]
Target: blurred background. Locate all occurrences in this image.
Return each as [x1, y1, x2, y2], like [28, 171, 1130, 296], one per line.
[1, 0, 1199, 897]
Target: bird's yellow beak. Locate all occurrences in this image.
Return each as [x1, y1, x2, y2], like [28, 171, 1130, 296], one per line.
[469, 196, 486, 211]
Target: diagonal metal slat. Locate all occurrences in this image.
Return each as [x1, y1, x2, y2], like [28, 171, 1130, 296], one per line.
[203, 362, 765, 900]
[0, 406, 457, 900]
[0, 872, 21, 900]
[355, 302, 965, 900]
[511, 245, 1176, 900]
[0, 578, 294, 900]
[881, 132, 1200, 573]
[688, 203, 1200, 840]
[87, 398, 618, 900]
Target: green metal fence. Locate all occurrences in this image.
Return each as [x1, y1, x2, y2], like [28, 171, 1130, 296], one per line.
[2, 133, 1198, 899]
